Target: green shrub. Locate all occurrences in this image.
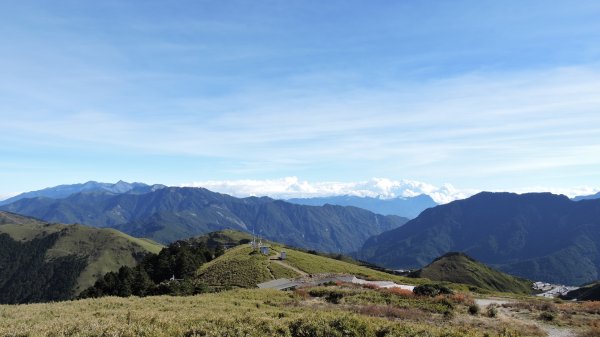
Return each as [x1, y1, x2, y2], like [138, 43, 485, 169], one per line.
[487, 304, 498, 318]
[413, 284, 454, 297]
[539, 311, 555, 321]
[289, 315, 372, 337]
[308, 288, 350, 304]
[468, 304, 480, 315]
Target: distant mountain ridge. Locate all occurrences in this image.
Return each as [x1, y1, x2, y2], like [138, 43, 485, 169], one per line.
[0, 187, 408, 253]
[359, 192, 600, 285]
[572, 192, 600, 201]
[287, 194, 437, 218]
[0, 181, 166, 206]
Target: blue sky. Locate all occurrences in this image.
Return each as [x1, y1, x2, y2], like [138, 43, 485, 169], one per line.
[2, 1, 600, 200]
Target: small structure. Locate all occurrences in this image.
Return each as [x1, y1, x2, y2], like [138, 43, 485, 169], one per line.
[169, 274, 183, 282]
[260, 245, 270, 255]
[280, 251, 287, 260]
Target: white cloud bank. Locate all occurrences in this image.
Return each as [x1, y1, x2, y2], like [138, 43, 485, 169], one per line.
[182, 178, 600, 204]
[182, 177, 478, 204]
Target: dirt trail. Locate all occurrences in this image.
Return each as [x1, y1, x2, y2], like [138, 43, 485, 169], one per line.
[270, 253, 308, 276]
[474, 298, 576, 337]
[541, 326, 575, 337]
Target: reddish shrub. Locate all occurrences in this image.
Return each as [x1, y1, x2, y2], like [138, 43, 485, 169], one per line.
[384, 288, 415, 298]
[449, 293, 474, 305]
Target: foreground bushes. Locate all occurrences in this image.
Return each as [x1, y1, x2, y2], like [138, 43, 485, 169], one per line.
[0, 288, 552, 337]
[414, 284, 453, 297]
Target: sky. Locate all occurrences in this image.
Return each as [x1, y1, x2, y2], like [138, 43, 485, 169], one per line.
[2, 1, 600, 202]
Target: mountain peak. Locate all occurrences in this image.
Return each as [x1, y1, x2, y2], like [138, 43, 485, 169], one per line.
[410, 251, 532, 294]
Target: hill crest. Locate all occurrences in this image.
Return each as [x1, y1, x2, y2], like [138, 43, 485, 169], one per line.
[409, 252, 532, 294]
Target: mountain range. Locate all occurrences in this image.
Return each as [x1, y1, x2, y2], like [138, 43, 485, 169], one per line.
[287, 194, 437, 218]
[0, 211, 162, 304]
[0, 181, 166, 206]
[359, 192, 600, 285]
[0, 187, 407, 253]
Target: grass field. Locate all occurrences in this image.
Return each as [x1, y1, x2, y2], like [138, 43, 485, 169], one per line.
[0, 284, 577, 337]
[196, 245, 273, 287]
[275, 245, 428, 286]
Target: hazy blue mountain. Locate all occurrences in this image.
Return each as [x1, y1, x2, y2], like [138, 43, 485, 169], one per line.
[0, 181, 166, 206]
[287, 194, 437, 218]
[573, 192, 600, 201]
[0, 187, 407, 253]
[358, 192, 600, 285]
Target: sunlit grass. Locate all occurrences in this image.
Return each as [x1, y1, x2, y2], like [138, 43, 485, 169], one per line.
[0, 286, 554, 337]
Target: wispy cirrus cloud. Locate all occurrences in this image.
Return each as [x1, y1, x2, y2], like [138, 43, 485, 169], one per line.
[3, 65, 600, 190]
[2, 0, 600, 196]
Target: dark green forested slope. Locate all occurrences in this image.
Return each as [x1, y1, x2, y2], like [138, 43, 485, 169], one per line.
[0, 211, 163, 304]
[359, 192, 600, 285]
[0, 232, 86, 303]
[1, 187, 408, 253]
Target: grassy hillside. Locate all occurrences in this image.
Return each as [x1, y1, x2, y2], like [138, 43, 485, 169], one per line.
[195, 237, 424, 289]
[196, 245, 275, 287]
[0, 211, 44, 225]
[0, 211, 163, 303]
[1, 222, 164, 294]
[188, 229, 254, 248]
[282, 247, 425, 285]
[562, 281, 600, 301]
[409, 252, 533, 294]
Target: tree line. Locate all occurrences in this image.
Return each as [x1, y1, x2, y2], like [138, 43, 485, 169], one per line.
[79, 241, 224, 298]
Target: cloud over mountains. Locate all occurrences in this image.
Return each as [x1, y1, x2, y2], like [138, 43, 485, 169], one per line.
[183, 177, 476, 204]
[183, 177, 600, 204]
